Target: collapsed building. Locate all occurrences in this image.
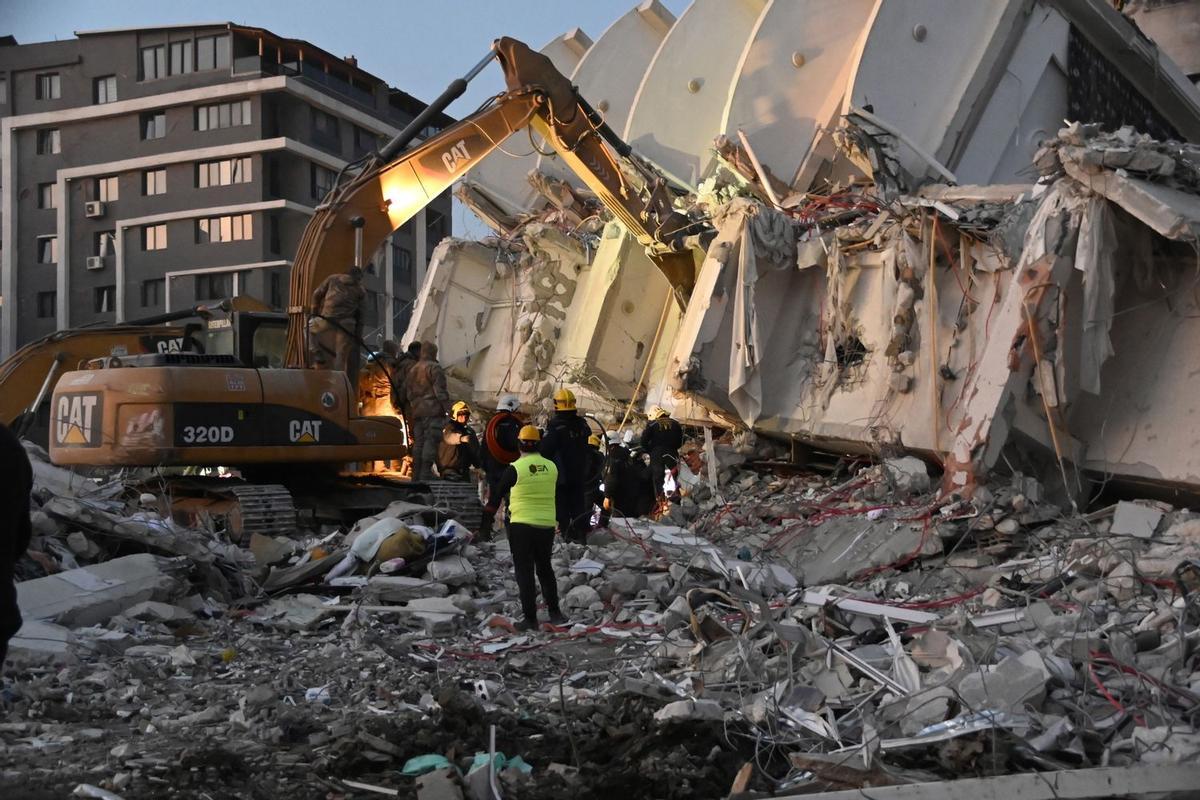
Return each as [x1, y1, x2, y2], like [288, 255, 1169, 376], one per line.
[13, 3, 1200, 800]
[406, 0, 1200, 500]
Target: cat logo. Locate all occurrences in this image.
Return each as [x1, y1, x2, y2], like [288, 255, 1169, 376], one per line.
[55, 393, 103, 447]
[155, 338, 184, 354]
[440, 140, 471, 173]
[289, 419, 323, 443]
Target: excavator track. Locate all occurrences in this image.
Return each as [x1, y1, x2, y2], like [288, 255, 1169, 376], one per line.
[228, 484, 298, 546]
[427, 481, 483, 532]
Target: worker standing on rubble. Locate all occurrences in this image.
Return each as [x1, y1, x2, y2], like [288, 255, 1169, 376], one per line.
[406, 341, 451, 481]
[539, 388, 593, 543]
[480, 394, 524, 540]
[603, 431, 656, 519]
[0, 422, 33, 670]
[360, 339, 400, 415]
[307, 265, 366, 381]
[641, 406, 684, 506]
[586, 434, 608, 528]
[495, 425, 567, 631]
[437, 401, 481, 481]
[391, 342, 422, 422]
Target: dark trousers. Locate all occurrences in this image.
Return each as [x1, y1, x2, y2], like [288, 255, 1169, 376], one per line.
[0, 568, 20, 671]
[508, 522, 559, 623]
[648, 450, 678, 499]
[556, 485, 590, 542]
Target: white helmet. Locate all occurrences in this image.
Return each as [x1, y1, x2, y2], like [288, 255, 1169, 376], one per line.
[497, 394, 520, 412]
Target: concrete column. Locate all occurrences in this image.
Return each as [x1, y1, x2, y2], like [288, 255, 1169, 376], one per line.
[415, 209, 427, 285]
[56, 176, 70, 329]
[383, 235, 395, 341]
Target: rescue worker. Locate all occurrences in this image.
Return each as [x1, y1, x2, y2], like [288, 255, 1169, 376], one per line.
[438, 401, 481, 481]
[0, 422, 33, 671]
[494, 425, 567, 631]
[406, 341, 450, 481]
[539, 388, 593, 543]
[641, 405, 684, 503]
[307, 265, 366, 379]
[603, 432, 656, 519]
[480, 394, 524, 539]
[391, 342, 422, 419]
[361, 339, 400, 415]
[586, 434, 607, 528]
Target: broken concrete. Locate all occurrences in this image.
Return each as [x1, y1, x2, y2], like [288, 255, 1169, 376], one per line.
[16, 554, 186, 628]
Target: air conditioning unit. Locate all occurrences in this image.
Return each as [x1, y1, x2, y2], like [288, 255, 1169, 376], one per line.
[86, 256, 105, 270]
[84, 201, 106, 218]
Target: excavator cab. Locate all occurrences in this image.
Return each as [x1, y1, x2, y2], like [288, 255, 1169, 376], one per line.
[195, 311, 287, 369]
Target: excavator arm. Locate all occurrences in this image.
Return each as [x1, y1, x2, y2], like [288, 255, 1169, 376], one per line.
[285, 37, 697, 369]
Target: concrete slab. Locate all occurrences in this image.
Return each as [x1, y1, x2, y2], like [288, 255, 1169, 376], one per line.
[16, 554, 185, 627]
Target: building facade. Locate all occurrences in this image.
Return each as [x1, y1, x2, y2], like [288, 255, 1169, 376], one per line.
[0, 23, 452, 358]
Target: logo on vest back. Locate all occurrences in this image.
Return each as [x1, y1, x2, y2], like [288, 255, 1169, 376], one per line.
[528, 463, 549, 475]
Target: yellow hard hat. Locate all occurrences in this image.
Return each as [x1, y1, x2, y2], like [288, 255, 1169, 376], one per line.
[518, 424, 542, 442]
[650, 405, 669, 420]
[588, 434, 601, 447]
[452, 401, 470, 417]
[553, 388, 577, 411]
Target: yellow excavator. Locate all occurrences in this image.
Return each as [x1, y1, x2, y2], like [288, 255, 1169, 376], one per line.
[46, 38, 699, 530]
[2, 296, 280, 448]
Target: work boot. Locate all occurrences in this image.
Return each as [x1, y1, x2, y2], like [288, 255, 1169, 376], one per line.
[514, 618, 538, 632]
[476, 511, 493, 542]
[548, 609, 568, 626]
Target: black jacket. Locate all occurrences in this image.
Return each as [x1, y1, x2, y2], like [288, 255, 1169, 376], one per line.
[0, 423, 33, 650]
[641, 417, 683, 457]
[540, 411, 592, 487]
[481, 411, 523, 480]
[603, 444, 655, 517]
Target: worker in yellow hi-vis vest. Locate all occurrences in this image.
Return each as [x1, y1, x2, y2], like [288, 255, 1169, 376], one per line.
[495, 425, 568, 631]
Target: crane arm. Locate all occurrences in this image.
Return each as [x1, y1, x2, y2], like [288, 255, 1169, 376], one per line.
[285, 37, 699, 369]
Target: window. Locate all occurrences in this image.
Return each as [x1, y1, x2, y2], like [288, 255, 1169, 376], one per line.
[196, 214, 253, 243]
[0, 76, 7, 104]
[93, 285, 116, 314]
[269, 270, 284, 309]
[311, 163, 336, 200]
[169, 40, 194, 75]
[393, 243, 413, 287]
[269, 214, 281, 254]
[142, 223, 167, 251]
[93, 75, 117, 104]
[141, 278, 164, 307]
[140, 45, 166, 80]
[196, 157, 252, 188]
[37, 236, 58, 264]
[353, 125, 378, 156]
[195, 272, 233, 300]
[36, 128, 61, 155]
[140, 111, 166, 140]
[195, 99, 251, 131]
[143, 169, 166, 196]
[94, 176, 118, 202]
[37, 291, 56, 319]
[35, 73, 61, 100]
[195, 34, 231, 71]
[311, 107, 340, 144]
[95, 230, 114, 257]
[37, 182, 58, 210]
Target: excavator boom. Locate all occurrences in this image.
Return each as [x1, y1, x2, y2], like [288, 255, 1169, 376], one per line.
[285, 37, 696, 368]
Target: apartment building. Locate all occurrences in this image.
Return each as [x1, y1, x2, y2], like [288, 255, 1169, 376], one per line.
[0, 23, 453, 357]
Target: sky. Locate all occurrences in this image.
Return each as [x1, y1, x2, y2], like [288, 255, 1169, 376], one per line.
[2, 0, 691, 236]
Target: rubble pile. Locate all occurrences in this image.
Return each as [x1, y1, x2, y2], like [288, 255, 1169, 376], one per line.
[5, 437, 1200, 799]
